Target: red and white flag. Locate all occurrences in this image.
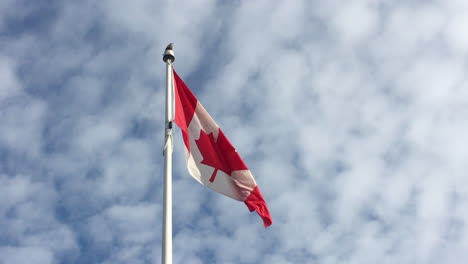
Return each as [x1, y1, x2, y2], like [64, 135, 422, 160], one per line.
[173, 69, 272, 227]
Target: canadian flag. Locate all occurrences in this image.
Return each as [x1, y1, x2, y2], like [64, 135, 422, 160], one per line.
[173, 69, 272, 227]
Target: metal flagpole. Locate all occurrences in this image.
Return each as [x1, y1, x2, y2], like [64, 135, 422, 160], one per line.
[162, 43, 175, 264]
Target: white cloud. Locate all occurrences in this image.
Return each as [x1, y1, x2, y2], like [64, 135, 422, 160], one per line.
[331, 0, 378, 45]
[0, 174, 78, 263]
[0, 246, 55, 264]
[0, 57, 22, 100]
[0, 57, 46, 157]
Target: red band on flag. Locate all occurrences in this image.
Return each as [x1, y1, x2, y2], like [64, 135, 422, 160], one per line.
[245, 186, 273, 227]
[174, 70, 197, 150]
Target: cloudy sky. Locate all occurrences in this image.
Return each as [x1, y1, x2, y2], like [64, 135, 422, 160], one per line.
[2, 0, 468, 263]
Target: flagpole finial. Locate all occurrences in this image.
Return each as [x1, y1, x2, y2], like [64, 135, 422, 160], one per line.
[163, 43, 175, 63]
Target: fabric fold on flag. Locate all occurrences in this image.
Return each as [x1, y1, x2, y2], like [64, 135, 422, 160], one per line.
[173, 69, 272, 227]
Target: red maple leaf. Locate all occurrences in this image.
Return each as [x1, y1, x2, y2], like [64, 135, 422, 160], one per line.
[195, 129, 248, 182]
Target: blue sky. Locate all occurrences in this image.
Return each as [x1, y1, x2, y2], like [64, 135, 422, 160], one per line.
[2, 0, 468, 263]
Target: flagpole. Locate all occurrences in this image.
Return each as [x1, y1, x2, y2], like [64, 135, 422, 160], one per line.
[162, 43, 175, 264]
